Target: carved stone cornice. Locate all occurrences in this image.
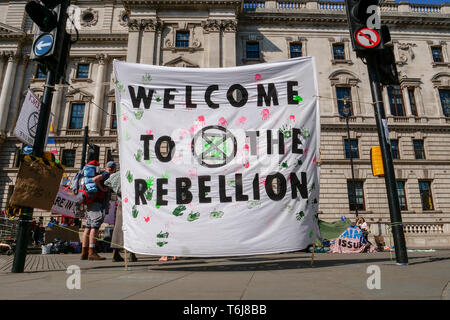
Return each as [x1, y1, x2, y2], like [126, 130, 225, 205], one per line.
[222, 20, 237, 33]
[96, 53, 110, 65]
[202, 19, 221, 33]
[128, 19, 141, 31]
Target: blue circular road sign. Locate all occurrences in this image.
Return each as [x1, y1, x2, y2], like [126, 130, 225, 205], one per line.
[34, 33, 54, 57]
[23, 145, 33, 155]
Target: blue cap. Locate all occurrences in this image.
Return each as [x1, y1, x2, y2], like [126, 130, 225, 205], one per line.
[106, 161, 116, 169]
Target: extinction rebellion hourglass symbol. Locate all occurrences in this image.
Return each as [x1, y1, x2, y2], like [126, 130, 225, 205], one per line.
[191, 125, 238, 168]
[27, 111, 39, 138]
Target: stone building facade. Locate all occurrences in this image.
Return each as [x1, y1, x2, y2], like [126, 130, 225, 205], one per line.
[0, 0, 449, 248]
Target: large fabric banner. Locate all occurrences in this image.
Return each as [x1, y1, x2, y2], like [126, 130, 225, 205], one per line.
[114, 57, 321, 256]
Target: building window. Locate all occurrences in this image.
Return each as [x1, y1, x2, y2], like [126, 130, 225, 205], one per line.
[347, 180, 365, 211]
[106, 149, 114, 164]
[397, 181, 407, 211]
[69, 103, 85, 129]
[76, 64, 90, 79]
[431, 46, 443, 63]
[407, 88, 418, 117]
[387, 85, 405, 117]
[290, 43, 302, 58]
[419, 181, 434, 211]
[439, 89, 450, 117]
[111, 103, 117, 129]
[344, 139, 359, 159]
[61, 149, 76, 168]
[176, 31, 189, 48]
[413, 140, 425, 159]
[333, 44, 345, 60]
[336, 87, 353, 116]
[35, 64, 47, 79]
[246, 42, 260, 59]
[390, 139, 400, 159]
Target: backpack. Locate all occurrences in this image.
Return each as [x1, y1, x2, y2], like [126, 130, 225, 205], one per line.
[70, 161, 101, 205]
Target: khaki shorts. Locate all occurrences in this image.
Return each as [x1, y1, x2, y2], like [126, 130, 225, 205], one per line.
[85, 202, 105, 229]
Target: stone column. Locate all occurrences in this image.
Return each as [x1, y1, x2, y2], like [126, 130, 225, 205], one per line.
[50, 83, 64, 134]
[0, 54, 6, 95]
[402, 86, 412, 117]
[90, 54, 109, 134]
[9, 55, 29, 135]
[140, 19, 159, 65]
[127, 19, 141, 63]
[222, 20, 237, 67]
[203, 20, 221, 68]
[155, 23, 163, 66]
[0, 53, 18, 139]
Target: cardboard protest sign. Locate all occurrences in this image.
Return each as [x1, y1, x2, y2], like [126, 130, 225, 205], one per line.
[51, 187, 77, 217]
[10, 155, 65, 211]
[113, 57, 321, 256]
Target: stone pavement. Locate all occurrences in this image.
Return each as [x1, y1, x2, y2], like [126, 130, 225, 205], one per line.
[0, 250, 449, 300]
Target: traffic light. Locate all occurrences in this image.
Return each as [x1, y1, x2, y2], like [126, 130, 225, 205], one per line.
[27, 0, 71, 72]
[345, 0, 383, 56]
[374, 26, 400, 85]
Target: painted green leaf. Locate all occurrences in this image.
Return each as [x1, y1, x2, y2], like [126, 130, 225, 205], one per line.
[157, 231, 169, 239]
[134, 110, 144, 120]
[126, 171, 133, 183]
[210, 210, 224, 219]
[132, 205, 139, 218]
[134, 149, 143, 162]
[187, 212, 200, 222]
[145, 189, 153, 201]
[156, 241, 168, 247]
[172, 205, 186, 216]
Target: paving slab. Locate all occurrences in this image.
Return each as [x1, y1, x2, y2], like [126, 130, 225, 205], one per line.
[0, 251, 448, 300]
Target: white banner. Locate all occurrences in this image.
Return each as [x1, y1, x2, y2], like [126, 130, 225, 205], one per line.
[13, 89, 53, 147]
[114, 57, 321, 256]
[51, 186, 77, 217]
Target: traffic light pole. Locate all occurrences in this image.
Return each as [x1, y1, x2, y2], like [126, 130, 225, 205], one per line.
[12, 69, 57, 273]
[80, 126, 89, 169]
[366, 54, 408, 265]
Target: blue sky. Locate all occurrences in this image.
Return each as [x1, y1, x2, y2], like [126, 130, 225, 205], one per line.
[396, 0, 446, 4]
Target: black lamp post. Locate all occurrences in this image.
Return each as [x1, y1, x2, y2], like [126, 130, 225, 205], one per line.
[342, 104, 359, 218]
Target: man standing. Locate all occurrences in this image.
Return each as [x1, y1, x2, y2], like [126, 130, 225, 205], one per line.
[80, 161, 117, 260]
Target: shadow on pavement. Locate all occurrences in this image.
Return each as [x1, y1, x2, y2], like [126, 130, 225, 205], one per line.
[83, 254, 438, 272]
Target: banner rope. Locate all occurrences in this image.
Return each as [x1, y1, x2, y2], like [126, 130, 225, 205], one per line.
[47, 222, 126, 250]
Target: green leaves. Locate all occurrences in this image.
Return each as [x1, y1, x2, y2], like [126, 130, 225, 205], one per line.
[157, 241, 168, 247]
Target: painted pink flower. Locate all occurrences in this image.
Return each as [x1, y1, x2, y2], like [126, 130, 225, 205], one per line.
[289, 115, 295, 122]
[236, 116, 247, 126]
[255, 74, 262, 81]
[198, 115, 205, 122]
[123, 115, 128, 121]
[146, 129, 152, 135]
[261, 109, 270, 120]
[124, 198, 128, 203]
[218, 117, 228, 127]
